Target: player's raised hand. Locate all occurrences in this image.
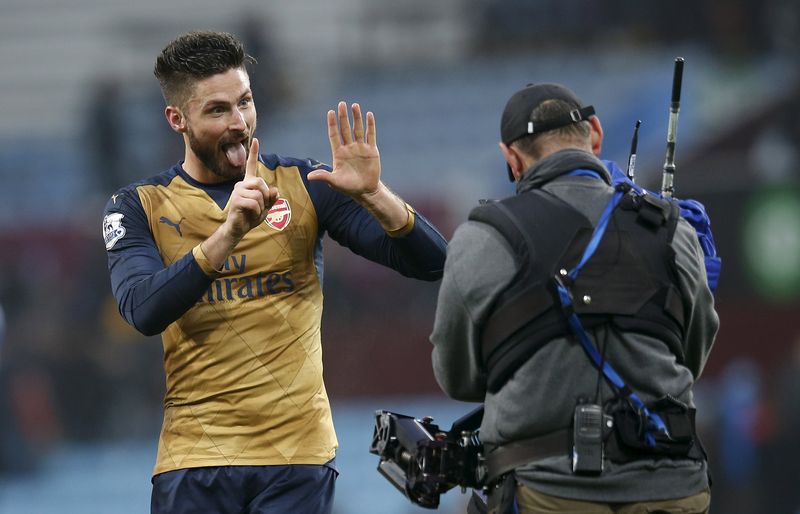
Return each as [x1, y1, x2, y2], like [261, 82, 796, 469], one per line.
[226, 138, 279, 239]
[307, 102, 381, 198]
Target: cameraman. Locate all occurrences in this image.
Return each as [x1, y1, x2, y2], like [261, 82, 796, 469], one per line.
[430, 83, 719, 513]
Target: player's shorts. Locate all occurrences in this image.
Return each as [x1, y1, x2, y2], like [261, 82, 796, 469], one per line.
[151, 459, 338, 514]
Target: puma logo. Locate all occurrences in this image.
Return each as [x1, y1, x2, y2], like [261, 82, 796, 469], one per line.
[159, 216, 185, 237]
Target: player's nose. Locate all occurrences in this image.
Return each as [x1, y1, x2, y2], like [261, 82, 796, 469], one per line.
[229, 108, 247, 131]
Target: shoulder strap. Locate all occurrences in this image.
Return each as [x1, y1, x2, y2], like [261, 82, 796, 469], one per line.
[554, 187, 671, 447]
[469, 192, 589, 392]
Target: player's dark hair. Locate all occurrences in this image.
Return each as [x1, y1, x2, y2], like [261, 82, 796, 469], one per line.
[512, 99, 591, 159]
[154, 31, 255, 107]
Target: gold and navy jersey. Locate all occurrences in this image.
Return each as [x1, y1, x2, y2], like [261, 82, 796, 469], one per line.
[102, 154, 446, 476]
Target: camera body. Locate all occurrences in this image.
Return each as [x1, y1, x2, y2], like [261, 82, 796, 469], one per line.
[369, 407, 485, 509]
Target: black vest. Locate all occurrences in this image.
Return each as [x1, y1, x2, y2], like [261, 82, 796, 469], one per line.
[469, 186, 685, 393]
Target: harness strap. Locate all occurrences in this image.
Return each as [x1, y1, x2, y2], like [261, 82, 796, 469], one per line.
[481, 286, 552, 361]
[554, 187, 670, 446]
[484, 429, 570, 484]
[484, 406, 706, 485]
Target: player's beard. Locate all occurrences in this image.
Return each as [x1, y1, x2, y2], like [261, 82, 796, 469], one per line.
[186, 122, 256, 181]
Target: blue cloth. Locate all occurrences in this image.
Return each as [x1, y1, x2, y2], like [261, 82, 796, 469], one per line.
[151, 461, 338, 514]
[604, 160, 721, 292]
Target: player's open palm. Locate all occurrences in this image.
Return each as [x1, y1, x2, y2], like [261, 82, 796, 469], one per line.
[308, 101, 381, 198]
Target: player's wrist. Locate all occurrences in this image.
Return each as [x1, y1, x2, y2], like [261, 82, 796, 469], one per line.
[354, 182, 412, 234]
[353, 181, 388, 206]
[222, 215, 253, 243]
[201, 221, 244, 268]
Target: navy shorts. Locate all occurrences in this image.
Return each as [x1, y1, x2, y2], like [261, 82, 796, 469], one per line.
[151, 459, 338, 514]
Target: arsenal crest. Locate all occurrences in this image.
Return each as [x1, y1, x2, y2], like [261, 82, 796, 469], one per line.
[265, 198, 291, 231]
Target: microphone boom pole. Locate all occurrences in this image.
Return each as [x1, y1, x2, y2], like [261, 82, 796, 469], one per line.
[661, 57, 684, 198]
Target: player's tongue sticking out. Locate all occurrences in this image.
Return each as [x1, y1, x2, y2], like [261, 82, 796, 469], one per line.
[224, 142, 247, 168]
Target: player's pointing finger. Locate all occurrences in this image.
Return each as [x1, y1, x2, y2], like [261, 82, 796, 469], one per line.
[245, 138, 260, 178]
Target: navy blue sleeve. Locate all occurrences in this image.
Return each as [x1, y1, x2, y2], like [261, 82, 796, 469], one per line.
[295, 158, 447, 281]
[103, 188, 214, 336]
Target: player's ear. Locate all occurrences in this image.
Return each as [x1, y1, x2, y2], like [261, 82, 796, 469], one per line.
[165, 106, 187, 134]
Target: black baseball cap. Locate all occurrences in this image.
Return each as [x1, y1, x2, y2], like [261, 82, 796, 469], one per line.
[500, 83, 595, 181]
[500, 83, 595, 145]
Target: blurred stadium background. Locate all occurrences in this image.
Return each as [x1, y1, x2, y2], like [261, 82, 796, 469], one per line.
[1, 0, 799, 512]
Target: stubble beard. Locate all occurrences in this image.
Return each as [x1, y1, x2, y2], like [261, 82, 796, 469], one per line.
[186, 122, 256, 181]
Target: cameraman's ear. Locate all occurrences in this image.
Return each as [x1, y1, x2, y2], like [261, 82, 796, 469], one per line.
[165, 106, 187, 134]
[499, 142, 524, 181]
[589, 116, 603, 156]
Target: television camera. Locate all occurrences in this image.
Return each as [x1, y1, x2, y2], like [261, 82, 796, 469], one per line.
[368, 406, 486, 509]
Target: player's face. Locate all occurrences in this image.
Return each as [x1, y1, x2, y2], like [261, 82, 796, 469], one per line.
[183, 68, 257, 181]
